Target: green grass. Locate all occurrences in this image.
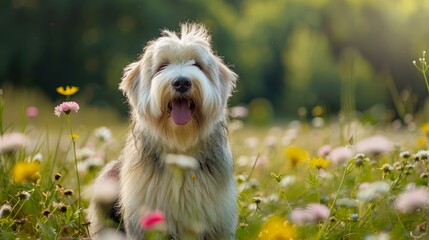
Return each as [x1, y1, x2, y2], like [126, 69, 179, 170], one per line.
[1, 86, 429, 240]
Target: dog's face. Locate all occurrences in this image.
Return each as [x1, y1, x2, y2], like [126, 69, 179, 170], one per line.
[120, 23, 237, 151]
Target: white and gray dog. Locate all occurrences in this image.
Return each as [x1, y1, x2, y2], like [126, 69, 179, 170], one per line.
[88, 23, 238, 240]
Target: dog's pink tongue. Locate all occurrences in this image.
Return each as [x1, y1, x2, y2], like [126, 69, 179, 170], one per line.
[171, 99, 191, 125]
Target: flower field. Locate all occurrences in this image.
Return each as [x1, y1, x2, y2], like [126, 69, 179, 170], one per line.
[2, 81, 429, 239]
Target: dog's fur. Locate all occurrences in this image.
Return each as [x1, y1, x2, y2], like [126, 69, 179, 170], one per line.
[88, 23, 238, 240]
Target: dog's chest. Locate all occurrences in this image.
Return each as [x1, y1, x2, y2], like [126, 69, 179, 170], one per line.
[141, 167, 224, 234]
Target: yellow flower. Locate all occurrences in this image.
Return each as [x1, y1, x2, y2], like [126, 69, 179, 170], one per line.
[13, 161, 41, 183]
[56, 85, 79, 96]
[258, 215, 297, 240]
[71, 133, 79, 140]
[417, 136, 427, 148]
[309, 157, 330, 170]
[284, 146, 309, 167]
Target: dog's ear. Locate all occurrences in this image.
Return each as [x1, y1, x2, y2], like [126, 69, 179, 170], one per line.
[218, 59, 238, 98]
[119, 60, 141, 107]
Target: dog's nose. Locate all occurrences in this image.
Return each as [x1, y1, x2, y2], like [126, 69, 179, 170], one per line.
[172, 77, 192, 93]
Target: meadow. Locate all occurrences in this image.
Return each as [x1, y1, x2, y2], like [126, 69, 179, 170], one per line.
[1, 54, 429, 239]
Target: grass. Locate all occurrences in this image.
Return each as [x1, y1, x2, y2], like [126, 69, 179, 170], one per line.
[1, 82, 429, 240]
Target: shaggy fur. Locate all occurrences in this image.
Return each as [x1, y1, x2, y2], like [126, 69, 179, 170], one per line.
[88, 23, 238, 240]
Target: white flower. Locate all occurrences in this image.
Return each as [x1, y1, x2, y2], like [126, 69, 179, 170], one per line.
[280, 175, 296, 188]
[336, 198, 358, 208]
[94, 126, 112, 142]
[77, 146, 96, 160]
[357, 181, 390, 202]
[164, 154, 198, 170]
[415, 150, 429, 160]
[0, 204, 12, 218]
[364, 232, 390, 240]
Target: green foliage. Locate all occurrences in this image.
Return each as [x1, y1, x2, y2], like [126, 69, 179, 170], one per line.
[2, 0, 429, 117]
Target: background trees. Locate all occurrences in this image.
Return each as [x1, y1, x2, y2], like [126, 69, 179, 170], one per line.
[1, 0, 428, 118]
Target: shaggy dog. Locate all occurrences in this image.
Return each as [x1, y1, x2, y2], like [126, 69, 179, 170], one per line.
[88, 23, 238, 240]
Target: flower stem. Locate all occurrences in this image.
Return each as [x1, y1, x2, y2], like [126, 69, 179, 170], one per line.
[66, 114, 81, 225]
[317, 160, 350, 240]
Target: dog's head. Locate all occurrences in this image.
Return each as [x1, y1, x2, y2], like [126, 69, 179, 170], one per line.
[120, 23, 237, 151]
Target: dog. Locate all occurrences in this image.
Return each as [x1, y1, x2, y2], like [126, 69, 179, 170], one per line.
[88, 23, 238, 240]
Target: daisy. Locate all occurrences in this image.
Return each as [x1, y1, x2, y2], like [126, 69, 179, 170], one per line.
[54, 101, 80, 117]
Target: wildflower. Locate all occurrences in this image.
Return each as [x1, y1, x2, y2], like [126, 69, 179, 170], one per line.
[357, 181, 389, 202]
[0, 204, 12, 218]
[164, 154, 198, 170]
[264, 135, 277, 147]
[415, 150, 429, 160]
[230, 105, 248, 118]
[71, 133, 79, 140]
[290, 203, 330, 224]
[421, 122, 429, 136]
[350, 213, 359, 221]
[43, 209, 51, 217]
[257, 215, 296, 240]
[140, 210, 166, 230]
[312, 117, 325, 128]
[25, 106, 38, 118]
[336, 198, 358, 208]
[326, 146, 353, 164]
[395, 187, 429, 214]
[354, 153, 369, 167]
[379, 164, 394, 173]
[317, 144, 331, 157]
[54, 101, 80, 117]
[32, 153, 43, 162]
[0, 132, 29, 153]
[94, 126, 112, 142]
[13, 161, 41, 183]
[355, 135, 393, 155]
[77, 155, 104, 172]
[284, 146, 309, 167]
[54, 173, 62, 181]
[279, 175, 296, 188]
[56, 85, 79, 96]
[245, 137, 259, 148]
[309, 157, 330, 170]
[399, 151, 411, 159]
[17, 191, 31, 200]
[364, 232, 390, 240]
[59, 204, 68, 212]
[64, 189, 73, 196]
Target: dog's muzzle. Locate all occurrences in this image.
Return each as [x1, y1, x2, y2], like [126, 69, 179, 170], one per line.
[168, 77, 195, 125]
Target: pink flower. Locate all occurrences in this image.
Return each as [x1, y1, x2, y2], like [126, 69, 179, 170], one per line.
[317, 144, 331, 157]
[25, 106, 38, 118]
[0, 132, 29, 153]
[355, 135, 393, 155]
[54, 101, 80, 117]
[395, 187, 429, 214]
[140, 210, 166, 230]
[327, 146, 353, 164]
[290, 203, 330, 224]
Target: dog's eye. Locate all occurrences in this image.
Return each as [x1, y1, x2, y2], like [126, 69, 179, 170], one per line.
[157, 64, 169, 73]
[193, 62, 203, 70]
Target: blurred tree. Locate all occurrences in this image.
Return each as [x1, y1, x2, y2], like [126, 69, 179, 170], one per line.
[1, 0, 428, 118]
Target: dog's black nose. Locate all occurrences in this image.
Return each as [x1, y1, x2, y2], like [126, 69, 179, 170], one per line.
[172, 77, 192, 93]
